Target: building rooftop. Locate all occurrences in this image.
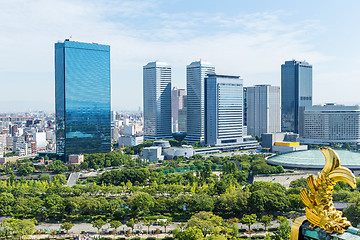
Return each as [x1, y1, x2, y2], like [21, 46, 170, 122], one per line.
[187, 60, 214, 68]
[55, 39, 110, 51]
[143, 61, 170, 68]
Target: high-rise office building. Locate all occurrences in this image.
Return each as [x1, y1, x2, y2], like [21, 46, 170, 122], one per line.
[171, 87, 186, 132]
[205, 74, 243, 146]
[281, 60, 312, 134]
[185, 60, 215, 143]
[246, 85, 281, 137]
[178, 96, 187, 133]
[55, 40, 111, 158]
[143, 61, 172, 140]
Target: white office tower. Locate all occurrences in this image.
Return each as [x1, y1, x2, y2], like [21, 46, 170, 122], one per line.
[246, 85, 281, 137]
[143, 61, 172, 140]
[205, 74, 244, 146]
[185, 60, 215, 143]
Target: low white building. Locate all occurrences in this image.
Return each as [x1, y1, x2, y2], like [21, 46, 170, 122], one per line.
[142, 146, 164, 162]
[302, 104, 360, 144]
[119, 135, 144, 147]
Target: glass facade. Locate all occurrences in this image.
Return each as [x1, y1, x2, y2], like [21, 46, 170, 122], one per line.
[55, 40, 111, 158]
[185, 60, 215, 143]
[143, 61, 172, 140]
[281, 60, 312, 134]
[205, 74, 243, 146]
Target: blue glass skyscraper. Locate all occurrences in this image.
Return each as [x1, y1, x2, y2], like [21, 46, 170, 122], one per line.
[281, 60, 312, 134]
[205, 74, 243, 146]
[55, 39, 111, 158]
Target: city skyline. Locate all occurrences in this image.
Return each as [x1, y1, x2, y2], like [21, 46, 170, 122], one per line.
[1, 0, 360, 112]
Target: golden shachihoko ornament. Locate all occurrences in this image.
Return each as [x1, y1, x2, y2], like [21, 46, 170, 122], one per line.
[300, 147, 356, 233]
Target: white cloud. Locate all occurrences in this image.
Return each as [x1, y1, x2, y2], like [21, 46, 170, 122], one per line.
[1, 0, 356, 112]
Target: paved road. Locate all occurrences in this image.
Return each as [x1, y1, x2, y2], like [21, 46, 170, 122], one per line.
[67, 172, 80, 186]
[253, 170, 317, 188]
[36, 220, 282, 234]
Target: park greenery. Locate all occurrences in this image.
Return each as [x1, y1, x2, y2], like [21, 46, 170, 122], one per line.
[0, 146, 359, 239]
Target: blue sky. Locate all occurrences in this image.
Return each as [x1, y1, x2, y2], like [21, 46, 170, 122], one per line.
[0, 0, 359, 112]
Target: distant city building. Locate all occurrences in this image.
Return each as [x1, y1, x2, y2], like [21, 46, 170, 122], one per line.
[246, 85, 281, 137]
[171, 87, 186, 132]
[143, 140, 194, 161]
[185, 60, 215, 143]
[301, 104, 360, 144]
[0, 134, 6, 148]
[33, 132, 46, 150]
[142, 146, 164, 162]
[0, 156, 18, 165]
[55, 39, 111, 158]
[243, 87, 248, 136]
[119, 135, 143, 147]
[262, 132, 307, 153]
[68, 154, 84, 165]
[205, 74, 243, 146]
[178, 96, 187, 133]
[143, 61, 172, 140]
[281, 60, 312, 135]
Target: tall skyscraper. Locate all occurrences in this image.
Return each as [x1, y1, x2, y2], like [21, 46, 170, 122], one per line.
[205, 74, 243, 146]
[143, 61, 172, 140]
[281, 60, 312, 134]
[55, 39, 111, 158]
[246, 85, 281, 137]
[185, 60, 215, 143]
[171, 87, 186, 132]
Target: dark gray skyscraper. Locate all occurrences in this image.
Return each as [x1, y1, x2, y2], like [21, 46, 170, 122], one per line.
[55, 40, 111, 158]
[281, 60, 312, 134]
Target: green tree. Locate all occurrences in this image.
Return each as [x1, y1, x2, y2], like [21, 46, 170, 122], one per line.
[143, 219, 154, 234]
[159, 219, 172, 233]
[60, 222, 74, 233]
[240, 214, 257, 232]
[128, 192, 155, 216]
[259, 215, 273, 231]
[109, 220, 122, 232]
[187, 211, 224, 236]
[44, 194, 64, 219]
[126, 218, 138, 234]
[273, 217, 290, 240]
[344, 193, 360, 226]
[174, 227, 204, 240]
[52, 174, 67, 185]
[17, 162, 35, 176]
[92, 219, 106, 233]
[0, 218, 36, 240]
[0, 192, 15, 215]
[48, 160, 68, 173]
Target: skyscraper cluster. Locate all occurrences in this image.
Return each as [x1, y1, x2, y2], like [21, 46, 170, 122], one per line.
[54, 38, 359, 157]
[143, 60, 269, 147]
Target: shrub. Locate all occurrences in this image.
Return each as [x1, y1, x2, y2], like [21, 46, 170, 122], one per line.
[146, 237, 157, 240]
[252, 235, 266, 239]
[163, 237, 174, 240]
